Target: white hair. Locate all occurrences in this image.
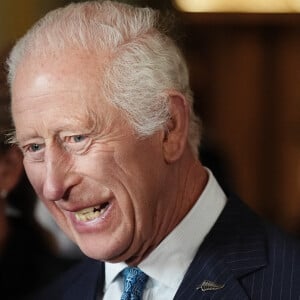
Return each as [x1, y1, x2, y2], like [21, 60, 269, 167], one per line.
[7, 0, 201, 156]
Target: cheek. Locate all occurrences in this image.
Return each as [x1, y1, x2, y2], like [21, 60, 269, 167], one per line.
[78, 150, 124, 188]
[111, 144, 166, 219]
[113, 141, 165, 196]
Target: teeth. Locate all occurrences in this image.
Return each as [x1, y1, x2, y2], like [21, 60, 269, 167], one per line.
[75, 210, 100, 221]
[77, 206, 100, 214]
[75, 205, 107, 222]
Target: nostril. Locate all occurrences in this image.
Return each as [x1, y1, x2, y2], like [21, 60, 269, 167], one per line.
[61, 187, 71, 201]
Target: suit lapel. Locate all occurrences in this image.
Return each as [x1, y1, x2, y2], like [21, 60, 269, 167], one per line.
[174, 196, 267, 300]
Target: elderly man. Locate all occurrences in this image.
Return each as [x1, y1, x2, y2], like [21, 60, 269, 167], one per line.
[7, 1, 300, 299]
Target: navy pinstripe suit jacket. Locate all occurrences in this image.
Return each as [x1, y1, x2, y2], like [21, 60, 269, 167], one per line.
[30, 196, 300, 300]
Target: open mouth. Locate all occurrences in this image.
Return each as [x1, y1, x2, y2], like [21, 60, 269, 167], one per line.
[74, 202, 109, 222]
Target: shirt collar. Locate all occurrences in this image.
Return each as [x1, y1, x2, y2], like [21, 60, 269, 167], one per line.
[105, 168, 227, 290]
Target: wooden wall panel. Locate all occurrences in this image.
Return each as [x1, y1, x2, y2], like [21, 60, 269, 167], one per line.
[275, 30, 300, 232]
[181, 14, 300, 235]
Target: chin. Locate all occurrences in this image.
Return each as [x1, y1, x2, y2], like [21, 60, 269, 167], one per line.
[76, 238, 129, 262]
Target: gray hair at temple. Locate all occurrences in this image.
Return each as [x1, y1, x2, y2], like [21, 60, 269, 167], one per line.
[7, 0, 201, 156]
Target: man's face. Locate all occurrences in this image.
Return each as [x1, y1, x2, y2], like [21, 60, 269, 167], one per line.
[11, 50, 171, 263]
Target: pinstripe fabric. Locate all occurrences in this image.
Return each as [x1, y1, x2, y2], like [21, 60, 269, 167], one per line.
[174, 195, 300, 300]
[30, 196, 300, 300]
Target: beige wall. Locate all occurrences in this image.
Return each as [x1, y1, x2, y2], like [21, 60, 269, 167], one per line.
[0, 0, 62, 50]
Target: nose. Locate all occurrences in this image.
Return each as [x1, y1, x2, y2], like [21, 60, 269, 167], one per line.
[42, 147, 79, 201]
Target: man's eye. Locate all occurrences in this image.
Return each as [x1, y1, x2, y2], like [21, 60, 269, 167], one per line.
[71, 135, 86, 143]
[22, 142, 45, 162]
[28, 143, 42, 152]
[63, 134, 91, 154]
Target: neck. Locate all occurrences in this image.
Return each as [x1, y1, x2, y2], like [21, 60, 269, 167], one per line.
[172, 151, 208, 225]
[124, 150, 208, 266]
[139, 150, 208, 264]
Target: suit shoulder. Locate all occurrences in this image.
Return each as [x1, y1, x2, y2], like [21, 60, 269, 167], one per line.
[28, 258, 103, 300]
[264, 220, 300, 265]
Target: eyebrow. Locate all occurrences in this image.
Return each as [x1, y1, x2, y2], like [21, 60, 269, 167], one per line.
[14, 111, 99, 145]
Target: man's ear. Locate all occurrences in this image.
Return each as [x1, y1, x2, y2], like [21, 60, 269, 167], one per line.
[162, 92, 189, 163]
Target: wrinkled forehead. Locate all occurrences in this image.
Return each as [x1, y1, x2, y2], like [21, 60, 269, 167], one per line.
[11, 49, 123, 131]
[11, 48, 108, 105]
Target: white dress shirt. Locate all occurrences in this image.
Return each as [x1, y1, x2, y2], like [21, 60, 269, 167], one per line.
[103, 169, 227, 299]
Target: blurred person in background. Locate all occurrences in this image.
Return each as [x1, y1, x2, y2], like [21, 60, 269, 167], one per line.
[6, 1, 300, 299]
[0, 51, 79, 300]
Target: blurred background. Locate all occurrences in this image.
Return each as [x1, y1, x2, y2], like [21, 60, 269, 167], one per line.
[0, 0, 299, 240]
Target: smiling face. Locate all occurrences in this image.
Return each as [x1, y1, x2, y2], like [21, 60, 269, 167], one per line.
[11, 49, 177, 264]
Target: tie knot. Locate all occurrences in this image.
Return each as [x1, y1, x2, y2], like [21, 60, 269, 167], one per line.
[121, 267, 148, 300]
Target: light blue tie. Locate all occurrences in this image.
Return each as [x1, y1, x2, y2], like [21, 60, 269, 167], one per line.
[120, 267, 148, 300]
